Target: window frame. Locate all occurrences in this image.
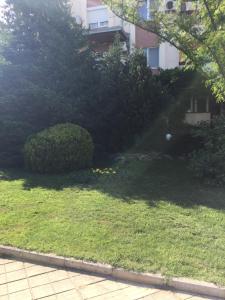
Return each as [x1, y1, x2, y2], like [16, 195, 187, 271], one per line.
[89, 22, 99, 30]
[187, 97, 210, 113]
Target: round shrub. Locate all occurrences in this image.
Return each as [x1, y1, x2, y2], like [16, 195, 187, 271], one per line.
[24, 123, 94, 173]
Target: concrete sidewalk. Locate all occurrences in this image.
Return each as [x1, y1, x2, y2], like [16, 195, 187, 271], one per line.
[0, 256, 218, 300]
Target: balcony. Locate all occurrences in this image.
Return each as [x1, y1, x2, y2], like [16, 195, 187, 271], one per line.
[88, 26, 129, 52]
[185, 112, 211, 125]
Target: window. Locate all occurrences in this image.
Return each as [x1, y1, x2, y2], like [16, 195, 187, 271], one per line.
[139, 1, 148, 20]
[198, 97, 209, 113]
[89, 23, 98, 30]
[147, 47, 159, 68]
[139, 0, 155, 20]
[187, 97, 210, 113]
[88, 7, 108, 30]
[100, 21, 108, 27]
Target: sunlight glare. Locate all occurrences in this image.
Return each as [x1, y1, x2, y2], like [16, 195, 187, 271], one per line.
[0, 0, 5, 20]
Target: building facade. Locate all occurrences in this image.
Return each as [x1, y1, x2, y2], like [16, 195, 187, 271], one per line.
[70, 0, 180, 70]
[71, 0, 215, 125]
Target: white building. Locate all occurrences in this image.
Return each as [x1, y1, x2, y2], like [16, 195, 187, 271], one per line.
[71, 0, 213, 125]
[70, 0, 180, 71]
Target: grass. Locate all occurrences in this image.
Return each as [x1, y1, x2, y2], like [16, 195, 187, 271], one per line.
[1, 158, 225, 286]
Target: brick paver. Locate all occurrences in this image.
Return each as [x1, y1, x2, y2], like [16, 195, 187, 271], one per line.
[0, 256, 219, 300]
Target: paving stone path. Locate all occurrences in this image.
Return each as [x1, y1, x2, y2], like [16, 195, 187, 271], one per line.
[0, 256, 219, 300]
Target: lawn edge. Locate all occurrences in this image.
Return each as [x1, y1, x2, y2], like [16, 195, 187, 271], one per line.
[0, 245, 224, 299]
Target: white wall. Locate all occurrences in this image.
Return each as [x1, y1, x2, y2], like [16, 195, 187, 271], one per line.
[127, 23, 136, 50]
[108, 8, 123, 27]
[70, 0, 87, 26]
[159, 42, 180, 69]
[185, 113, 211, 125]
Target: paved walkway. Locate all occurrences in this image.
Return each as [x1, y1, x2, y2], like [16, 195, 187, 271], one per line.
[0, 256, 218, 300]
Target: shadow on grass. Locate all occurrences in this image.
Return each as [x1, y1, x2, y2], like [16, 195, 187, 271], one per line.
[0, 168, 96, 191]
[1, 158, 225, 210]
[97, 159, 225, 210]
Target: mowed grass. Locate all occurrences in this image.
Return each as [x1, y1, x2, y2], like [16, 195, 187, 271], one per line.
[1, 159, 225, 285]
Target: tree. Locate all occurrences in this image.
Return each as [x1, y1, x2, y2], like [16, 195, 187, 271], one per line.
[78, 37, 168, 153]
[0, 19, 9, 65]
[0, 0, 97, 126]
[0, 0, 96, 165]
[103, 0, 225, 101]
[0, 31, 7, 65]
[1, 0, 92, 96]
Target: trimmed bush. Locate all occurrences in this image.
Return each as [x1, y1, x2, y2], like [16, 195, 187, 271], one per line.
[24, 123, 94, 173]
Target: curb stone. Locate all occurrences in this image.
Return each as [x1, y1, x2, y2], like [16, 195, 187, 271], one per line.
[0, 245, 224, 299]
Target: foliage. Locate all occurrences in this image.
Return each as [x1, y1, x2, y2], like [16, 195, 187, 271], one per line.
[1, 0, 91, 93]
[190, 116, 225, 185]
[0, 24, 9, 65]
[24, 123, 94, 174]
[79, 38, 169, 153]
[135, 68, 211, 156]
[0, 0, 179, 164]
[0, 0, 166, 162]
[159, 68, 213, 127]
[0, 0, 96, 166]
[0, 121, 33, 167]
[158, 68, 208, 97]
[0, 81, 74, 129]
[0, 0, 93, 100]
[103, 0, 225, 102]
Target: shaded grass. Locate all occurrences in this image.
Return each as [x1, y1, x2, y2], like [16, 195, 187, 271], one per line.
[1, 159, 225, 285]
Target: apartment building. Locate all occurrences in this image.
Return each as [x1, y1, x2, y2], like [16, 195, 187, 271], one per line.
[71, 0, 216, 125]
[71, 0, 180, 70]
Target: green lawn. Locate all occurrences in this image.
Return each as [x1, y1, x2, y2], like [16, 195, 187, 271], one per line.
[1, 158, 225, 285]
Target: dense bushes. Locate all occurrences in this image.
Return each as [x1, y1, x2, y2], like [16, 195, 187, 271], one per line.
[0, 1, 217, 171]
[190, 117, 225, 185]
[0, 0, 96, 168]
[0, 0, 168, 166]
[0, 121, 33, 167]
[24, 124, 94, 173]
[147, 68, 214, 156]
[78, 42, 168, 154]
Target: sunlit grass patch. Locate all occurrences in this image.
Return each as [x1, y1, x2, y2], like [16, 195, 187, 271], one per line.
[0, 159, 225, 285]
